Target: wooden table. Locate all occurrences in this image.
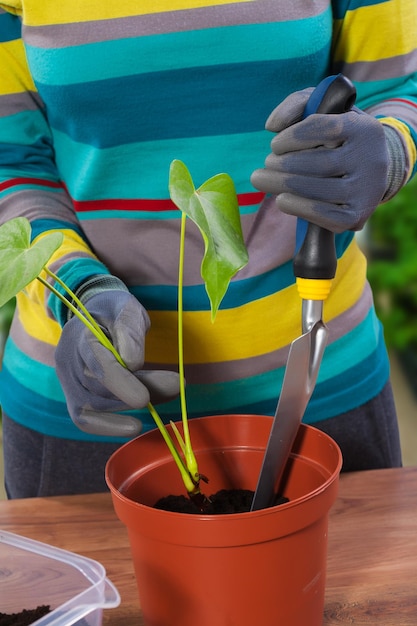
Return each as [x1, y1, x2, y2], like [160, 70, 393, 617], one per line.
[1, 467, 416, 625]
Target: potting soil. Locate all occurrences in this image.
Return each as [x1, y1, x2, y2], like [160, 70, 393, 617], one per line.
[154, 488, 288, 514]
[0, 606, 51, 625]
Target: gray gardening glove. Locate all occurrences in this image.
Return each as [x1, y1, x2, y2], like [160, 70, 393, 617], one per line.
[55, 283, 180, 438]
[251, 88, 408, 233]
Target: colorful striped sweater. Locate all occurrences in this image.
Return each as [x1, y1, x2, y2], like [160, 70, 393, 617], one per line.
[0, 0, 417, 442]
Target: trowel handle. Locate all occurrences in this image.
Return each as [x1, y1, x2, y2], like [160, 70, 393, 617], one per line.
[293, 74, 357, 301]
[303, 73, 356, 118]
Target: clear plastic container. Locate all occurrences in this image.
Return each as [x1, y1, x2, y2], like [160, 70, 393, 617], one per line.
[0, 530, 120, 625]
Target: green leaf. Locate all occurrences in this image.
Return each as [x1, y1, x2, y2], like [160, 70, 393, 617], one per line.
[169, 160, 248, 319]
[0, 217, 64, 307]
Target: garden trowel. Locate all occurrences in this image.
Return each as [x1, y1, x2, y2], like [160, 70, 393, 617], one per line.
[251, 74, 357, 511]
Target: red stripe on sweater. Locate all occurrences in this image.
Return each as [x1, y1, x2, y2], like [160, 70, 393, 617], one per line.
[0, 177, 63, 192]
[72, 191, 265, 212]
[387, 98, 417, 109]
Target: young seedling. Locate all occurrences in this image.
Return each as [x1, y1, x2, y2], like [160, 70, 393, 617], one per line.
[0, 160, 248, 507]
[168, 160, 249, 506]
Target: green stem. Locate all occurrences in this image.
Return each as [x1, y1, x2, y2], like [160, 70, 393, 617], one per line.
[148, 402, 196, 493]
[44, 268, 105, 338]
[178, 213, 199, 483]
[39, 266, 197, 492]
[37, 274, 125, 367]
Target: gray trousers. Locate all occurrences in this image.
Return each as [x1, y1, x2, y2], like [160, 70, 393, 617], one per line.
[2, 381, 402, 499]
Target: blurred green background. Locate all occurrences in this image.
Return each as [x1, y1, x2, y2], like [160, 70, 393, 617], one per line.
[366, 173, 417, 391]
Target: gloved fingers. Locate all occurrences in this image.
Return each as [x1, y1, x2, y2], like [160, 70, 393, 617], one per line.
[135, 369, 181, 405]
[254, 94, 391, 233]
[74, 408, 143, 438]
[265, 88, 313, 132]
[85, 291, 150, 371]
[264, 147, 347, 178]
[276, 193, 358, 233]
[109, 301, 150, 370]
[84, 340, 180, 407]
[252, 167, 351, 202]
[250, 166, 285, 195]
[275, 171, 351, 206]
[270, 115, 346, 155]
[88, 339, 152, 408]
[270, 109, 381, 157]
[55, 289, 180, 437]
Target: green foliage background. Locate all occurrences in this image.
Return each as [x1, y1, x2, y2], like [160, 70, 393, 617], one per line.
[367, 174, 417, 351]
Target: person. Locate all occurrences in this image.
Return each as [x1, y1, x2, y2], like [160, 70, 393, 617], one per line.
[0, 1, 416, 499]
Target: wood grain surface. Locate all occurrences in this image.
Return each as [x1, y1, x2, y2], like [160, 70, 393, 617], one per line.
[1, 466, 416, 625]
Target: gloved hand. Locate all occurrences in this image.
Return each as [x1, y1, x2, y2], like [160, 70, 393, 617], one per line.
[250, 88, 403, 233]
[55, 289, 180, 438]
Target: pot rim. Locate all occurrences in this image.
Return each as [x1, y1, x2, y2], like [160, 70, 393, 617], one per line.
[105, 416, 342, 521]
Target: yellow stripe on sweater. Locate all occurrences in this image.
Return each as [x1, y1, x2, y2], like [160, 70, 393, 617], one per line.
[17, 229, 99, 343]
[333, 0, 417, 63]
[0, 40, 36, 95]
[16, 232, 367, 364]
[0, 2, 20, 15]
[3, 0, 253, 26]
[146, 239, 368, 364]
[16, 289, 61, 345]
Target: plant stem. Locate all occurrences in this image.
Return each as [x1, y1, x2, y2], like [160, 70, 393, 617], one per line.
[37, 273, 124, 367]
[39, 266, 198, 493]
[178, 213, 199, 484]
[44, 268, 105, 338]
[147, 402, 196, 493]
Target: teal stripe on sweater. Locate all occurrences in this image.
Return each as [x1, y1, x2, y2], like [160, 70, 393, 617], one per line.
[0, 358, 129, 442]
[316, 308, 381, 383]
[0, 11, 20, 42]
[2, 338, 65, 400]
[53, 130, 269, 199]
[130, 231, 353, 311]
[131, 263, 296, 312]
[0, 110, 49, 144]
[38, 54, 329, 146]
[0, 308, 388, 439]
[332, 0, 390, 20]
[0, 181, 63, 200]
[25, 14, 332, 85]
[355, 76, 417, 110]
[31, 218, 85, 240]
[49, 258, 112, 325]
[130, 316, 388, 427]
[75, 205, 257, 221]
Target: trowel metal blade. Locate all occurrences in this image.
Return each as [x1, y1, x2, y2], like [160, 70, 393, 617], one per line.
[251, 320, 328, 511]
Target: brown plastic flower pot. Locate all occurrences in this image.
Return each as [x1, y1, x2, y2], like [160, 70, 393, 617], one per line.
[105, 414, 342, 626]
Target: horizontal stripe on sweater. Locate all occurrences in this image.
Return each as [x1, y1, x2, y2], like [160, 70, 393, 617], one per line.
[0, 307, 388, 439]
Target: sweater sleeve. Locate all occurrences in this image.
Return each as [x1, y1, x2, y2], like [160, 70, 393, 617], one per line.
[331, 0, 417, 186]
[0, 8, 112, 319]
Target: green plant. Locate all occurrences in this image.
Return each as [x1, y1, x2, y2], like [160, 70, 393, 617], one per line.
[0, 160, 248, 506]
[367, 174, 417, 351]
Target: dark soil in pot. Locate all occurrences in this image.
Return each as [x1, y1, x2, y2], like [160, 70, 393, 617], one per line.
[154, 488, 289, 514]
[0, 606, 50, 626]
